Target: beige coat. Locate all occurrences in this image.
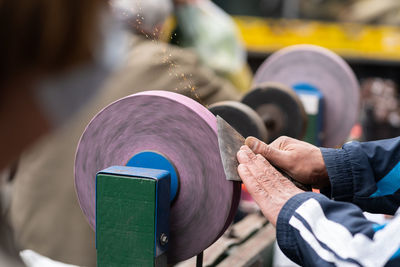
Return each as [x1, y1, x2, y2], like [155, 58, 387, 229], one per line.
[10, 34, 240, 266]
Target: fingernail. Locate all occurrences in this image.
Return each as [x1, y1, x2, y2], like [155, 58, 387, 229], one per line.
[246, 137, 258, 150]
[240, 145, 251, 152]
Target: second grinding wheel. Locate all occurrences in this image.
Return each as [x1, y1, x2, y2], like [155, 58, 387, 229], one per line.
[209, 101, 269, 141]
[254, 45, 360, 147]
[74, 91, 241, 264]
[242, 82, 307, 143]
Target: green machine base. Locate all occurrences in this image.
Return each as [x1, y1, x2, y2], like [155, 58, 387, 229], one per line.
[96, 166, 171, 267]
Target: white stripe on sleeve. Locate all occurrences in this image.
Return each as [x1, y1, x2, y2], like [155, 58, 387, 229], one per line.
[290, 199, 400, 267]
[289, 216, 358, 267]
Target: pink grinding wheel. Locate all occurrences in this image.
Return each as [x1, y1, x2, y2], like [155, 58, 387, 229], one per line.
[74, 91, 240, 264]
[254, 45, 360, 148]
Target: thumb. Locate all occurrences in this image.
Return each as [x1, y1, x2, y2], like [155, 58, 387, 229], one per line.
[245, 136, 285, 164]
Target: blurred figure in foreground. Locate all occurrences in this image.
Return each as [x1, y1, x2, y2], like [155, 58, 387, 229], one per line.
[0, 0, 109, 266]
[0, 0, 107, 171]
[9, 0, 240, 266]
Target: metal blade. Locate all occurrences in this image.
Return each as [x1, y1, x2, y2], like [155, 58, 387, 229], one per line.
[217, 115, 245, 182]
[217, 116, 312, 191]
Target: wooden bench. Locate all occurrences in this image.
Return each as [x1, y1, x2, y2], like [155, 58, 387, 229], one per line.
[176, 213, 276, 267]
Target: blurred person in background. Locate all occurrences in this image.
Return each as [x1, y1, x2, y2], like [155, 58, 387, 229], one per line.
[172, 0, 252, 92]
[9, 0, 241, 266]
[108, 0, 239, 103]
[0, 0, 110, 266]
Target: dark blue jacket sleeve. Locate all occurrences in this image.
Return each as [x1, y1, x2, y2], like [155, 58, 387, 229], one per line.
[320, 136, 400, 215]
[276, 192, 400, 266]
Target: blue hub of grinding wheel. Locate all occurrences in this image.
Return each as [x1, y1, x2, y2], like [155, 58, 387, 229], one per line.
[293, 83, 321, 95]
[127, 151, 179, 202]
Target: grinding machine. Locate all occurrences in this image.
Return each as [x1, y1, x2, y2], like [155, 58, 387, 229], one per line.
[210, 46, 359, 147]
[211, 45, 360, 147]
[252, 44, 360, 147]
[75, 91, 242, 266]
[74, 45, 360, 266]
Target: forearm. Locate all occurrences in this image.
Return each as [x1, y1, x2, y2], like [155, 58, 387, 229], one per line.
[320, 137, 400, 215]
[277, 192, 400, 266]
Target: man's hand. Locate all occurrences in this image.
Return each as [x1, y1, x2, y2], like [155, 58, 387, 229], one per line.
[237, 145, 303, 226]
[245, 136, 329, 189]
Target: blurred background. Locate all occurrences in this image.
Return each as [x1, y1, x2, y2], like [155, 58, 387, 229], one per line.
[206, 0, 400, 141]
[2, 0, 400, 266]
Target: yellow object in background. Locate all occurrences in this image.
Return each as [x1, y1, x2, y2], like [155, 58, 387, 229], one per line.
[234, 16, 400, 62]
